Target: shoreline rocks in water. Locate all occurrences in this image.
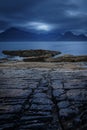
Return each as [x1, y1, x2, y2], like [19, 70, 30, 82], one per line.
[2, 49, 87, 62]
[23, 55, 87, 62]
[45, 55, 87, 62]
[2, 49, 61, 57]
[23, 54, 52, 62]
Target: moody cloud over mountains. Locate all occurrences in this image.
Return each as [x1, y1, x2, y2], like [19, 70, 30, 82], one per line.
[0, 27, 87, 41]
[0, 0, 87, 34]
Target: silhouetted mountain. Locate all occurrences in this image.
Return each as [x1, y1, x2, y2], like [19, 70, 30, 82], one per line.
[0, 27, 61, 41]
[0, 27, 87, 41]
[0, 28, 35, 41]
[61, 31, 87, 41]
[78, 34, 87, 41]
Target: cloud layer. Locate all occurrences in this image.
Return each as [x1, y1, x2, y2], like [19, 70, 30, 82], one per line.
[0, 0, 87, 34]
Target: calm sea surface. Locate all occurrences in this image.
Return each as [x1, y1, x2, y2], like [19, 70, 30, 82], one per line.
[0, 41, 87, 58]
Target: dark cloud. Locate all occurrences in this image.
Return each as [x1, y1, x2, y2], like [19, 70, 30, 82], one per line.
[0, 0, 87, 34]
[0, 21, 9, 30]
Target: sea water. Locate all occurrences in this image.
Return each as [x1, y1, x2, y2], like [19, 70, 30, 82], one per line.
[0, 41, 87, 58]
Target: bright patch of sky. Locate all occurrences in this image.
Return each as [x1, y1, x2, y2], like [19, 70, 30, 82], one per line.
[24, 22, 54, 31]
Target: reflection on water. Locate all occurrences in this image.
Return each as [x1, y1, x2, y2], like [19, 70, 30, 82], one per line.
[0, 41, 87, 58]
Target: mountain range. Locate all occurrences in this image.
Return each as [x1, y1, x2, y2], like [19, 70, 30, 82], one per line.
[0, 27, 87, 41]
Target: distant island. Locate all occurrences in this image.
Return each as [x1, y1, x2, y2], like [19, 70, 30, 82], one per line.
[0, 27, 87, 41]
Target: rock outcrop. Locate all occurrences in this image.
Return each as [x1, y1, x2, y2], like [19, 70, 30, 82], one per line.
[0, 66, 87, 130]
[23, 54, 52, 62]
[2, 49, 87, 62]
[46, 55, 87, 62]
[2, 49, 61, 57]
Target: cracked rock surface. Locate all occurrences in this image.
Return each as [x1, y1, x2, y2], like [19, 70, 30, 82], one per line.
[0, 65, 87, 130]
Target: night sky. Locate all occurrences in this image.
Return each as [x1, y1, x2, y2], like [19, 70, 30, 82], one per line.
[0, 0, 87, 34]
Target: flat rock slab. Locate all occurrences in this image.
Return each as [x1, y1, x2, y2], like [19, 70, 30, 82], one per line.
[2, 49, 60, 57]
[0, 65, 87, 130]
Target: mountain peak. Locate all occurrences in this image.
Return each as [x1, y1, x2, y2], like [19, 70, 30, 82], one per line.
[0, 27, 87, 41]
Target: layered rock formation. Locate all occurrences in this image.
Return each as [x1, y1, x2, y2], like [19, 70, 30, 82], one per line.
[0, 66, 87, 130]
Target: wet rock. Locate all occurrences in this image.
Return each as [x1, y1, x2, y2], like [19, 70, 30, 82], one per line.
[53, 89, 65, 98]
[54, 92, 66, 101]
[0, 123, 14, 130]
[30, 104, 52, 111]
[0, 67, 87, 130]
[0, 89, 32, 98]
[33, 93, 47, 98]
[52, 80, 63, 89]
[66, 89, 87, 101]
[0, 104, 22, 114]
[32, 97, 53, 105]
[19, 123, 47, 130]
[58, 101, 70, 109]
[20, 115, 53, 122]
[64, 79, 87, 89]
[59, 107, 78, 119]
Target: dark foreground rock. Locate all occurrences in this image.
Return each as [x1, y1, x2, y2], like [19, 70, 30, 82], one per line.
[46, 55, 87, 62]
[2, 49, 61, 57]
[0, 66, 87, 130]
[23, 55, 87, 62]
[0, 58, 8, 63]
[23, 54, 52, 62]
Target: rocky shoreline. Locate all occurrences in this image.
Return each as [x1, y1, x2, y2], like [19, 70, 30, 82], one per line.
[1, 49, 87, 62]
[0, 61, 87, 130]
[2, 49, 60, 57]
[0, 49, 87, 130]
